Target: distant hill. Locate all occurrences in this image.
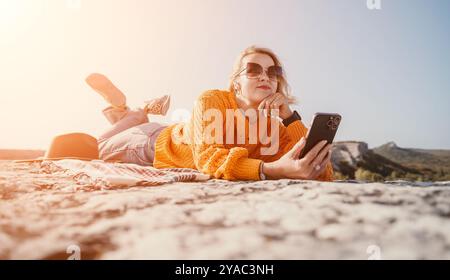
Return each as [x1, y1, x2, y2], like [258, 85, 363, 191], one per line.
[331, 141, 450, 181]
[373, 142, 450, 171]
[372, 141, 450, 180]
[0, 149, 45, 160]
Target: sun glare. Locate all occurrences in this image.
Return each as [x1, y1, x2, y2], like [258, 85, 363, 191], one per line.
[0, 1, 24, 25]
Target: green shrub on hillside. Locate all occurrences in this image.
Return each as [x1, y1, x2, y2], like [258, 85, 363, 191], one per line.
[355, 168, 384, 182]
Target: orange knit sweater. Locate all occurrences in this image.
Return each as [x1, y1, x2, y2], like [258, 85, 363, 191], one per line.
[153, 89, 334, 181]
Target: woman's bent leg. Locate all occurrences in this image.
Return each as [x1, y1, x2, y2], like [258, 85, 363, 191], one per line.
[98, 122, 168, 166]
[98, 106, 149, 144]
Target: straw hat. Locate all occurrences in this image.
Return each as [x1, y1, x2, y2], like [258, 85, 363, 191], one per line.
[15, 132, 116, 163]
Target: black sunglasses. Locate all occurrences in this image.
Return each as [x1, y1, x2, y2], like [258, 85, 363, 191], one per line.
[237, 62, 283, 81]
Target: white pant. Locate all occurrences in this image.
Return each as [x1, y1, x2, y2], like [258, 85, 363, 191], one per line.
[97, 106, 168, 166]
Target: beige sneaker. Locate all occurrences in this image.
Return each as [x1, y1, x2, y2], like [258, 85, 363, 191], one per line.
[144, 95, 171, 116]
[85, 73, 127, 108]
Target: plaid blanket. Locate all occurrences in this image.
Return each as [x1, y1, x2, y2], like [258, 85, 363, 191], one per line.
[39, 159, 211, 189]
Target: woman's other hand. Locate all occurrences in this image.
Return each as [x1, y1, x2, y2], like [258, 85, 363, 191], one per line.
[257, 92, 293, 119]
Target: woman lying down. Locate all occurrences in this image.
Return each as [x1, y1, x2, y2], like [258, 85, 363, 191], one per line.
[88, 46, 333, 181]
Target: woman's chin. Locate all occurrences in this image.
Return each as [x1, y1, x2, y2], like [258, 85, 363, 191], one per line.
[254, 89, 272, 96]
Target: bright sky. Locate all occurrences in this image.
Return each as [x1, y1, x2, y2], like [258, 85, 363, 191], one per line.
[1, 0, 449, 150]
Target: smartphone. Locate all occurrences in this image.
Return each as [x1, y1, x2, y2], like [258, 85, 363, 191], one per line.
[298, 113, 342, 159]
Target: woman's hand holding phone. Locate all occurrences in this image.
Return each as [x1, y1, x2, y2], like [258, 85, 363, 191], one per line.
[262, 137, 332, 180]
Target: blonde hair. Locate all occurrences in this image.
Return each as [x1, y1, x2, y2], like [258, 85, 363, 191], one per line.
[228, 45, 297, 104]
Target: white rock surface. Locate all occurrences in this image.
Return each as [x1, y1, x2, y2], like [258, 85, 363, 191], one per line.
[332, 141, 369, 169]
[0, 161, 449, 260]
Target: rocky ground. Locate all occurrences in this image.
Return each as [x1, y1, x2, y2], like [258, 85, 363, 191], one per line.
[0, 160, 449, 260]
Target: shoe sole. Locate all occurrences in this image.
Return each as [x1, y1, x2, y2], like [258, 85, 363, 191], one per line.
[160, 95, 171, 116]
[86, 73, 126, 108]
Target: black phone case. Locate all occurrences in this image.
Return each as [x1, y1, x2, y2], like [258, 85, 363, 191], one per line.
[298, 113, 342, 159]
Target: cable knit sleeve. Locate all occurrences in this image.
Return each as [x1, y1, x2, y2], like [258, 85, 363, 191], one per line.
[190, 91, 262, 181]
